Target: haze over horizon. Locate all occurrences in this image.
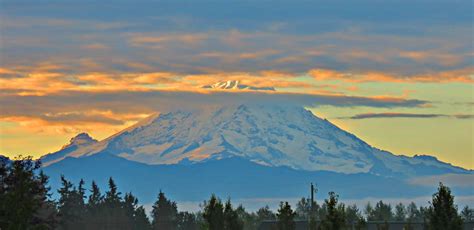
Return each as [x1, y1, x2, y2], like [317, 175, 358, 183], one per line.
[0, 0, 473, 169]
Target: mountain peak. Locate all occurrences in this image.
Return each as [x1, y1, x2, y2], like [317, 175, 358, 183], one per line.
[202, 80, 275, 91]
[61, 133, 97, 150]
[43, 104, 468, 177]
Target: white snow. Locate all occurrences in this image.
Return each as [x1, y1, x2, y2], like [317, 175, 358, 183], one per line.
[42, 104, 467, 176]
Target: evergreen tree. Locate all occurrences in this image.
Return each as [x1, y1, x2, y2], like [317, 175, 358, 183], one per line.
[76, 179, 86, 223]
[223, 199, 243, 230]
[57, 176, 86, 230]
[104, 177, 122, 207]
[151, 190, 178, 229]
[203, 194, 224, 230]
[320, 192, 345, 230]
[234, 205, 257, 230]
[427, 183, 462, 230]
[345, 204, 359, 225]
[419, 206, 430, 227]
[345, 204, 366, 230]
[0, 156, 56, 230]
[403, 202, 422, 230]
[461, 206, 473, 221]
[32, 170, 58, 229]
[364, 202, 373, 220]
[394, 203, 406, 221]
[88, 181, 103, 208]
[123, 192, 150, 230]
[295, 197, 311, 219]
[256, 205, 276, 229]
[123, 192, 138, 222]
[256, 205, 276, 222]
[103, 177, 127, 229]
[367, 201, 393, 221]
[276, 201, 296, 230]
[85, 181, 103, 229]
[406, 202, 421, 222]
[123, 192, 139, 229]
[317, 203, 328, 222]
[177, 211, 198, 230]
[135, 206, 152, 230]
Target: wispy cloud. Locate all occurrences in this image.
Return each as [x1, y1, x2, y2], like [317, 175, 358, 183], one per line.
[338, 113, 474, 120]
[1, 10, 472, 83]
[309, 68, 474, 83]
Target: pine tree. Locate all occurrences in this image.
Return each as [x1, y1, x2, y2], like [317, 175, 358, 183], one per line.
[103, 177, 126, 229]
[256, 205, 275, 222]
[345, 204, 366, 230]
[0, 156, 56, 230]
[85, 181, 103, 229]
[234, 205, 257, 230]
[104, 177, 121, 206]
[135, 206, 152, 230]
[394, 203, 406, 221]
[88, 181, 103, 207]
[367, 201, 393, 221]
[177, 211, 198, 230]
[427, 183, 462, 230]
[406, 202, 421, 222]
[32, 170, 58, 229]
[223, 199, 243, 230]
[203, 194, 225, 230]
[151, 190, 178, 229]
[295, 197, 311, 219]
[57, 176, 86, 230]
[123, 192, 139, 229]
[276, 201, 296, 230]
[461, 206, 473, 221]
[123, 192, 150, 230]
[320, 192, 345, 230]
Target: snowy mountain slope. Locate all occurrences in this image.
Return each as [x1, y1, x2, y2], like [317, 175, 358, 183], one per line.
[41, 104, 468, 177]
[41, 133, 98, 166]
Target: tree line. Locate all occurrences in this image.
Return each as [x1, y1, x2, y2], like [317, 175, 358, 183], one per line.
[1, 156, 473, 230]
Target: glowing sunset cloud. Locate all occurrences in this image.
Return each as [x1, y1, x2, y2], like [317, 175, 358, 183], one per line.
[0, 0, 472, 169]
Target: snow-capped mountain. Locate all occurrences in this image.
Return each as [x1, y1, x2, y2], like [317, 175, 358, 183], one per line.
[202, 80, 275, 91]
[41, 132, 98, 166]
[60, 132, 97, 150]
[36, 81, 472, 204]
[41, 104, 467, 178]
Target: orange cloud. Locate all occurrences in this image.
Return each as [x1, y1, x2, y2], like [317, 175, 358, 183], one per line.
[81, 43, 110, 50]
[1, 109, 151, 136]
[399, 51, 463, 66]
[308, 69, 347, 80]
[130, 33, 208, 46]
[309, 68, 474, 83]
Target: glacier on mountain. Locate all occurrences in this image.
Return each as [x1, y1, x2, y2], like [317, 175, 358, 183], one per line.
[41, 104, 467, 178]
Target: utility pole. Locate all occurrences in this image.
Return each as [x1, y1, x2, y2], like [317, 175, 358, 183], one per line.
[309, 183, 318, 229]
[310, 183, 317, 210]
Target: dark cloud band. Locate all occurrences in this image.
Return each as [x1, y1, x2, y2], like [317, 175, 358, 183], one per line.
[0, 90, 429, 125]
